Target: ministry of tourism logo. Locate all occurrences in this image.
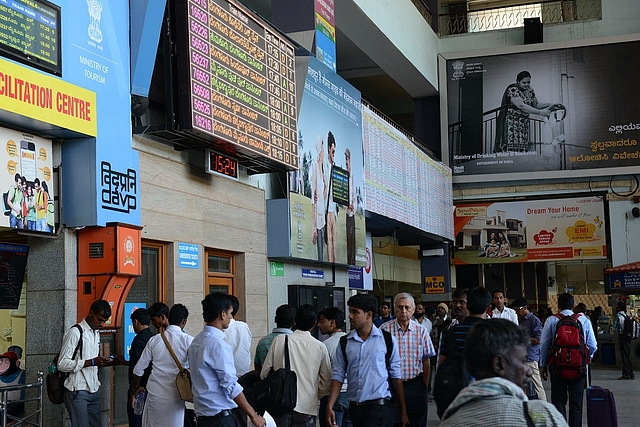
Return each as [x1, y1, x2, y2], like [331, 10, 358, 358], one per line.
[451, 60, 465, 80]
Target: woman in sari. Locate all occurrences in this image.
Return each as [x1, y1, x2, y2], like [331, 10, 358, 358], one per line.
[495, 71, 551, 152]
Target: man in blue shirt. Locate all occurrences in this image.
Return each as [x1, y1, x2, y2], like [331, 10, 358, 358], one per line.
[326, 294, 409, 427]
[511, 297, 546, 401]
[540, 293, 597, 427]
[188, 293, 266, 427]
[373, 302, 394, 327]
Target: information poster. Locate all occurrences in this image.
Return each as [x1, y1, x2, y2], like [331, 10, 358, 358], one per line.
[445, 41, 640, 180]
[454, 196, 607, 264]
[289, 57, 366, 266]
[123, 302, 146, 362]
[0, 127, 55, 233]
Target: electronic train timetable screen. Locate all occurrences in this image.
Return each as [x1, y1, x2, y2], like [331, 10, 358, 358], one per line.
[0, 0, 61, 75]
[187, 0, 298, 169]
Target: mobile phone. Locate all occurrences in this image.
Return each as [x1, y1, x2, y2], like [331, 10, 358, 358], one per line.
[20, 140, 36, 182]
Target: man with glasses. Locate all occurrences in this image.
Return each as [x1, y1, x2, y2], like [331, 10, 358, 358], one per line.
[511, 297, 546, 401]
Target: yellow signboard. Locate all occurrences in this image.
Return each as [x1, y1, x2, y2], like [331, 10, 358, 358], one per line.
[424, 275, 445, 294]
[0, 57, 97, 136]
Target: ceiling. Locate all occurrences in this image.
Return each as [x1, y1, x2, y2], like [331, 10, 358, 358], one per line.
[239, 0, 422, 123]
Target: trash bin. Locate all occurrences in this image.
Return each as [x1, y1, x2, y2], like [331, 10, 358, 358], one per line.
[600, 342, 616, 365]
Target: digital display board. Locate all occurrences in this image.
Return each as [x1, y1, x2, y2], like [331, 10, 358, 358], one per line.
[0, 0, 61, 76]
[185, 0, 298, 169]
[0, 243, 28, 309]
[363, 104, 454, 240]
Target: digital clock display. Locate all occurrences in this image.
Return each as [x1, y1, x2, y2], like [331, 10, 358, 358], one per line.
[206, 149, 238, 179]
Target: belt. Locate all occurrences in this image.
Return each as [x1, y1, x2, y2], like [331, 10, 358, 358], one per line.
[199, 410, 233, 420]
[349, 398, 388, 406]
[403, 373, 424, 384]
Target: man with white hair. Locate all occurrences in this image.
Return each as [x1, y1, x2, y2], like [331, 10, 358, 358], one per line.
[380, 292, 435, 426]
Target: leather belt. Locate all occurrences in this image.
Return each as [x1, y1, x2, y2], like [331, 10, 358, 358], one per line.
[199, 409, 233, 420]
[403, 373, 424, 384]
[349, 398, 387, 406]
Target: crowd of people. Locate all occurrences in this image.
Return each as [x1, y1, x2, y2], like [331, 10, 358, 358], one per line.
[40, 288, 638, 427]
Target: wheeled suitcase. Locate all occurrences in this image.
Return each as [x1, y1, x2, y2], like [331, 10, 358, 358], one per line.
[586, 386, 618, 427]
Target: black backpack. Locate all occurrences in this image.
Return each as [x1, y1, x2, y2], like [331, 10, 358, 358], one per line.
[622, 313, 639, 339]
[244, 335, 297, 417]
[46, 324, 82, 404]
[434, 326, 469, 419]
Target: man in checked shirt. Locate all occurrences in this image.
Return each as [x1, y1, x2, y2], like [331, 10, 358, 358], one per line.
[380, 293, 435, 427]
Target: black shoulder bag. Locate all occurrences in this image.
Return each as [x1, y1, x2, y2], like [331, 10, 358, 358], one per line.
[253, 335, 297, 417]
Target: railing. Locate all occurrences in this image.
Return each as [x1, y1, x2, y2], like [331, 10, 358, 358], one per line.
[0, 372, 44, 427]
[449, 106, 546, 155]
[410, 0, 434, 28]
[439, 0, 602, 36]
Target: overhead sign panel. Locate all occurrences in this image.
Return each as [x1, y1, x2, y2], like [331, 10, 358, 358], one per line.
[181, 0, 298, 169]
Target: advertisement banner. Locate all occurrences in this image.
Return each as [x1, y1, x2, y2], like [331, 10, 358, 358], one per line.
[0, 127, 55, 233]
[123, 302, 145, 362]
[289, 57, 365, 266]
[446, 40, 640, 180]
[454, 196, 607, 264]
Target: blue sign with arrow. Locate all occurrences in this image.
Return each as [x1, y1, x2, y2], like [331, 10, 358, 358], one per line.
[178, 242, 200, 269]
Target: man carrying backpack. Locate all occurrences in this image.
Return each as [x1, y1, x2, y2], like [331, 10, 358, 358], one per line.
[614, 300, 635, 380]
[540, 293, 597, 427]
[326, 294, 409, 427]
[434, 287, 492, 419]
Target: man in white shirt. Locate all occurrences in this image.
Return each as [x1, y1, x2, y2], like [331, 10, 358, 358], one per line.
[317, 307, 349, 427]
[58, 299, 118, 427]
[223, 295, 252, 377]
[414, 302, 433, 336]
[262, 304, 332, 426]
[132, 303, 194, 426]
[491, 288, 518, 324]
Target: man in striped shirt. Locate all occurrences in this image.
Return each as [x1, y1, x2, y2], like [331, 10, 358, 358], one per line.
[381, 293, 435, 426]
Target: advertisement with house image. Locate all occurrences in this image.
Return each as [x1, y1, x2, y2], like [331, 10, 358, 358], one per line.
[454, 196, 606, 264]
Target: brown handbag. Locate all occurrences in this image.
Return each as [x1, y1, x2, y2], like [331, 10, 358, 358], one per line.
[160, 329, 193, 402]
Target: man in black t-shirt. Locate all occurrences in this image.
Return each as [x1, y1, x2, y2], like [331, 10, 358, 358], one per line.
[126, 308, 153, 427]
